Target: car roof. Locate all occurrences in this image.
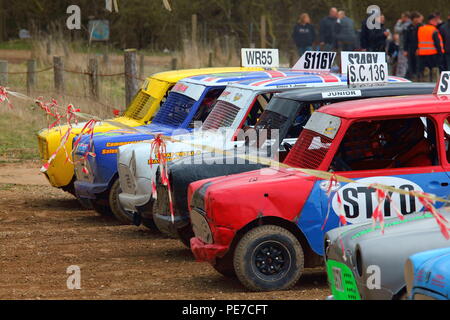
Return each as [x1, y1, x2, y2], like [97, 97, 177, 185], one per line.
[227, 73, 409, 91]
[180, 70, 308, 86]
[318, 93, 450, 119]
[150, 67, 262, 83]
[276, 82, 436, 102]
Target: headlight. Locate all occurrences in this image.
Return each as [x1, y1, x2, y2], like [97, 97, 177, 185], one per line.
[404, 259, 415, 298]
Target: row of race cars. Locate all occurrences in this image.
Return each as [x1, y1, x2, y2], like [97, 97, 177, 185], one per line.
[36, 51, 450, 299]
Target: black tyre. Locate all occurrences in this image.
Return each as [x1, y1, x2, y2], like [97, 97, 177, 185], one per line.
[213, 254, 236, 278]
[91, 198, 113, 216]
[141, 217, 157, 230]
[233, 225, 304, 291]
[109, 179, 134, 224]
[76, 196, 93, 210]
[177, 225, 195, 248]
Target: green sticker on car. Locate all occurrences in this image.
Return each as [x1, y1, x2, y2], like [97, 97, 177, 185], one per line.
[326, 259, 361, 300]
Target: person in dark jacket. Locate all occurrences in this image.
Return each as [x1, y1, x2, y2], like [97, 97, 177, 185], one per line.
[292, 13, 316, 57]
[336, 10, 356, 51]
[387, 33, 400, 75]
[439, 12, 450, 70]
[360, 14, 390, 52]
[404, 12, 424, 80]
[320, 7, 339, 51]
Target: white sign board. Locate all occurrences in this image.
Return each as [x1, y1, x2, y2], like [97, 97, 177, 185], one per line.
[321, 89, 362, 99]
[241, 49, 279, 68]
[292, 51, 336, 72]
[347, 63, 388, 85]
[437, 71, 450, 95]
[341, 51, 386, 74]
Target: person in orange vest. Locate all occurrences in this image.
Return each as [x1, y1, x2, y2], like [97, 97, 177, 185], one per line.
[417, 13, 445, 81]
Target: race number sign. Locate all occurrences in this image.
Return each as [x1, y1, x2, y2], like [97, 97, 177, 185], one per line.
[347, 63, 388, 85]
[341, 51, 386, 74]
[437, 71, 450, 95]
[292, 51, 336, 72]
[241, 49, 279, 68]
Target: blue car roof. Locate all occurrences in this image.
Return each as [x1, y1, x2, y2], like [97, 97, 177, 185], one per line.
[185, 70, 310, 85]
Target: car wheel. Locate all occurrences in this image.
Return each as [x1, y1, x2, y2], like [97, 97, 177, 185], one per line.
[213, 253, 236, 278]
[141, 217, 156, 230]
[76, 196, 93, 210]
[177, 225, 195, 248]
[109, 179, 134, 224]
[233, 225, 304, 291]
[91, 198, 113, 216]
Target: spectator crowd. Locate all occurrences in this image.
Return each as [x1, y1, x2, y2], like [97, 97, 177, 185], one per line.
[292, 7, 450, 81]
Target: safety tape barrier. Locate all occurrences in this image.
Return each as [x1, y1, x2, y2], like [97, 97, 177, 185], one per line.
[1, 85, 449, 245]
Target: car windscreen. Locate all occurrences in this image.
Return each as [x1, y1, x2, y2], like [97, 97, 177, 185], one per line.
[255, 98, 335, 146]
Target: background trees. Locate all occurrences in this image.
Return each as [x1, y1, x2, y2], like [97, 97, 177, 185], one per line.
[0, 0, 449, 52]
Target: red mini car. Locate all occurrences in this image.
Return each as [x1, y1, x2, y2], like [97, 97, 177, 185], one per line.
[188, 94, 450, 291]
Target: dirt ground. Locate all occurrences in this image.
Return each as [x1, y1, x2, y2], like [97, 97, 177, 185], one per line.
[0, 161, 330, 300]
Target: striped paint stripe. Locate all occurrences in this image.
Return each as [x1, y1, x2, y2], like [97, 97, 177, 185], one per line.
[318, 73, 341, 82]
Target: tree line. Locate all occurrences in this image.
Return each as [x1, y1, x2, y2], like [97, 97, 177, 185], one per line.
[0, 0, 448, 52]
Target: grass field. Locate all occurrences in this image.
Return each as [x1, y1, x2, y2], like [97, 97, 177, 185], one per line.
[0, 112, 44, 162]
[0, 40, 173, 163]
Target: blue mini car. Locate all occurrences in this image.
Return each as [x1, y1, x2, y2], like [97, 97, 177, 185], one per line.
[406, 247, 450, 300]
[72, 70, 305, 220]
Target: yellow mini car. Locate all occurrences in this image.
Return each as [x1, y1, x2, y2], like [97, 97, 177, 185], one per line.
[37, 67, 259, 194]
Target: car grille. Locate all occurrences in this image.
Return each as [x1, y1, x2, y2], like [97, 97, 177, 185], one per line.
[37, 135, 49, 161]
[74, 156, 94, 183]
[118, 164, 136, 194]
[191, 208, 213, 244]
[155, 180, 172, 217]
[123, 90, 153, 121]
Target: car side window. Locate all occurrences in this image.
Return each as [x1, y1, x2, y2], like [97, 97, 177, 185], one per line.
[444, 117, 450, 163]
[243, 93, 272, 128]
[330, 117, 438, 172]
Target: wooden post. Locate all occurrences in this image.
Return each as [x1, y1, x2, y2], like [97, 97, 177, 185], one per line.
[88, 58, 99, 100]
[124, 49, 138, 106]
[0, 0, 4, 42]
[102, 53, 109, 65]
[208, 52, 213, 67]
[0, 60, 7, 86]
[27, 59, 36, 95]
[139, 54, 145, 79]
[171, 57, 178, 70]
[260, 15, 267, 49]
[191, 14, 198, 45]
[47, 40, 52, 56]
[53, 56, 65, 94]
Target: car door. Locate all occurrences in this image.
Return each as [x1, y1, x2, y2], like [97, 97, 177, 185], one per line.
[321, 115, 450, 228]
[300, 114, 450, 255]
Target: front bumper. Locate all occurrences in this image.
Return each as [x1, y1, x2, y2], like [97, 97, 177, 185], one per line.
[190, 237, 229, 264]
[153, 213, 189, 237]
[74, 180, 109, 199]
[119, 191, 152, 214]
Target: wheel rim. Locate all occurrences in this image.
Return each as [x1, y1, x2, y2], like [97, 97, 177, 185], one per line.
[253, 240, 290, 277]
